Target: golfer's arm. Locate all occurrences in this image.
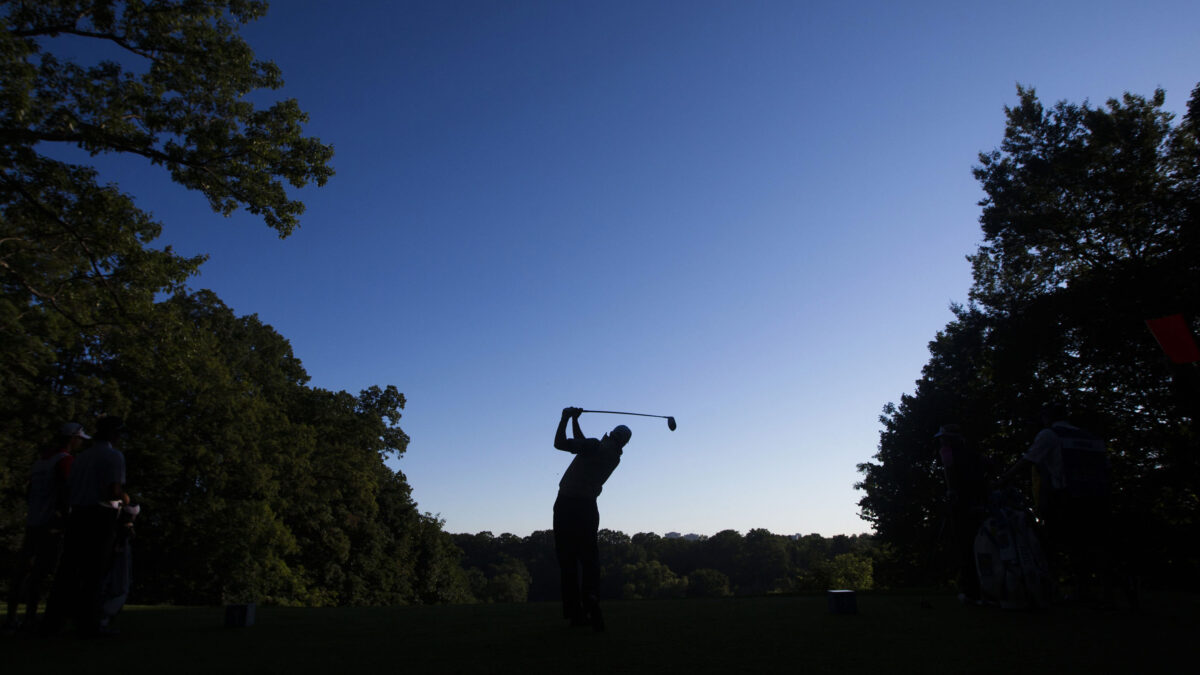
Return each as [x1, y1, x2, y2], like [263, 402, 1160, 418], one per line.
[571, 415, 584, 441]
[554, 414, 573, 451]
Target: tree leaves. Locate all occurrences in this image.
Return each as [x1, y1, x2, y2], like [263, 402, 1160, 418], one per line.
[2, 0, 333, 237]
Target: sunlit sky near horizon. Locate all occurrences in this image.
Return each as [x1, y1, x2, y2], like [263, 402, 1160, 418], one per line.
[63, 1, 1200, 537]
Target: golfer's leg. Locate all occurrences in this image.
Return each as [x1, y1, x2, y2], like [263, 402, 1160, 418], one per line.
[553, 498, 581, 620]
[580, 534, 600, 600]
[579, 501, 603, 628]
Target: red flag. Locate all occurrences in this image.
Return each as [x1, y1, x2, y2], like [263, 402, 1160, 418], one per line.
[1145, 314, 1200, 364]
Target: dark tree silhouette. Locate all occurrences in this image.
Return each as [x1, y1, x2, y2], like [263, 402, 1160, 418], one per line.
[858, 84, 1200, 587]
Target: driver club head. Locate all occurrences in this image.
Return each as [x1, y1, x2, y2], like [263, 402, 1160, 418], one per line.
[667, 417, 676, 431]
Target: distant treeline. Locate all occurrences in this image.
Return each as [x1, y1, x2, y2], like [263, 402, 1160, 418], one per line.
[450, 530, 877, 603]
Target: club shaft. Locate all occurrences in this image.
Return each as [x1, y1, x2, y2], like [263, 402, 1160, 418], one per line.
[580, 410, 669, 420]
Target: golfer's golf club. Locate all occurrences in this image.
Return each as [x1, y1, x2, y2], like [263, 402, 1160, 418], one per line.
[579, 409, 677, 431]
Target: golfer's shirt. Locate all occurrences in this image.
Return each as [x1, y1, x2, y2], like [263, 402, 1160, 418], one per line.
[558, 438, 622, 500]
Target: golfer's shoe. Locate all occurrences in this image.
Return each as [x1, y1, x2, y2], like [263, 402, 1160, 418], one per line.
[584, 597, 605, 632]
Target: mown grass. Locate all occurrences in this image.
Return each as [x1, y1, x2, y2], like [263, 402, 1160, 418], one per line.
[3, 591, 1194, 674]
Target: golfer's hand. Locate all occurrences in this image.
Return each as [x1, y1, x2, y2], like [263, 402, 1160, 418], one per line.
[563, 407, 582, 419]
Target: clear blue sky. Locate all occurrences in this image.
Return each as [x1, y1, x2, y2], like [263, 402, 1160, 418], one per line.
[75, 1, 1200, 537]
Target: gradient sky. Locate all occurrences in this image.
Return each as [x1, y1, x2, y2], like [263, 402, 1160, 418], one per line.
[67, 0, 1200, 537]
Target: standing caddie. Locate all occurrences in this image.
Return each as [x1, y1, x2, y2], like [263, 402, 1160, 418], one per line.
[553, 407, 630, 631]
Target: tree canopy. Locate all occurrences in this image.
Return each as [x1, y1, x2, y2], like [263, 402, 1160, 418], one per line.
[857, 83, 1200, 587]
[1, 0, 332, 234]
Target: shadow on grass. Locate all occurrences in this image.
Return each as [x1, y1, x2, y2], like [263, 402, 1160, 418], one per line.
[3, 592, 1195, 674]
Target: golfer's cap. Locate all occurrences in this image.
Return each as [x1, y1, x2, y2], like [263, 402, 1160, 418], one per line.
[612, 424, 632, 443]
[933, 424, 963, 440]
[60, 422, 90, 439]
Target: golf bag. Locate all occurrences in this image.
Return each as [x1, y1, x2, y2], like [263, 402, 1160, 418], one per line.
[100, 503, 140, 626]
[974, 489, 1051, 610]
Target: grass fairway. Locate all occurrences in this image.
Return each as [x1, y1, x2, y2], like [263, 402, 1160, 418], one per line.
[4, 592, 1194, 673]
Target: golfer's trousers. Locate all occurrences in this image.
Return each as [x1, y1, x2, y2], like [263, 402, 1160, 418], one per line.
[553, 494, 600, 619]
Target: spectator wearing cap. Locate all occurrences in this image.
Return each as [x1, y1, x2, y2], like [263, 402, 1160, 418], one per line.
[1000, 404, 1117, 605]
[935, 424, 988, 604]
[43, 416, 129, 636]
[4, 423, 89, 632]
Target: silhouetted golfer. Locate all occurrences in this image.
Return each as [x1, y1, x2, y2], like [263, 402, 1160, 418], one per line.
[553, 407, 630, 631]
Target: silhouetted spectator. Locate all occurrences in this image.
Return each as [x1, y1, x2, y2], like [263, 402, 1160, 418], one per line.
[1000, 404, 1114, 604]
[934, 424, 988, 604]
[553, 407, 630, 631]
[3, 423, 88, 632]
[43, 416, 129, 636]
